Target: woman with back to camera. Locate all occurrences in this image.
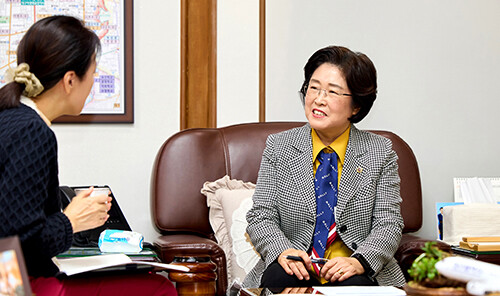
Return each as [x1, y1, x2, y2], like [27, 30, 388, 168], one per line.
[0, 16, 177, 295]
[244, 45, 405, 289]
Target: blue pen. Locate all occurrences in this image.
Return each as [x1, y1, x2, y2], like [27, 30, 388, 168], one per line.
[285, 255, 328, 265]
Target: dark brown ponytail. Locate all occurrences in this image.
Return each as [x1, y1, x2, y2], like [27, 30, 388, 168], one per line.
[0, 82, 24, 111]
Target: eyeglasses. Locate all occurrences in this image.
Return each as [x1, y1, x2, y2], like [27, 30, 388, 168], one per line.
[306, 85, 352, 99]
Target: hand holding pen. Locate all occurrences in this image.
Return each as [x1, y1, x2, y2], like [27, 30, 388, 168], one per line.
[278, 249, 315, 281]
[285, 255, 329, 265]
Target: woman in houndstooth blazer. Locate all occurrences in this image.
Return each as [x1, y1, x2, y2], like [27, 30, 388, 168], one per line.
[244, 46, 406, 289]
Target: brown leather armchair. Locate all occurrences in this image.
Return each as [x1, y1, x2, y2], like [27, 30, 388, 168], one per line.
[151, 122, 448, 295]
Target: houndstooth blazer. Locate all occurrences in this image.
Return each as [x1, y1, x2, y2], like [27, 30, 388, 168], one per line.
[243, 123, 406, 288]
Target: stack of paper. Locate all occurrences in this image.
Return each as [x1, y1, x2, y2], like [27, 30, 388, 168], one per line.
[442, 204, 500, 245]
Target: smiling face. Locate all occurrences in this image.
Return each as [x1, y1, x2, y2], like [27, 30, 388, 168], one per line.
[304, 63, 359, 145]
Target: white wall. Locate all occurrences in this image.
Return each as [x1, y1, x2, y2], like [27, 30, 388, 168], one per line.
[266, 0, 500, 239]
[52, 0, 500, 244]
[217, 0, 259, 126]
[53, 0, 180, 242]
[53, 0, 260, 243]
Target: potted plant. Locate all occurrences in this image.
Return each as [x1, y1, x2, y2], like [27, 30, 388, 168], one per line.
[404, 242, 469, 296]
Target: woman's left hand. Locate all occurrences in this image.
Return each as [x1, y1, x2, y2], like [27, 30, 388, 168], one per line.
[320, 256, 364, 282]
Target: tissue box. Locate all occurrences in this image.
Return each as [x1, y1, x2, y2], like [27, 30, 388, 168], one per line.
[442, 204, 500, 245]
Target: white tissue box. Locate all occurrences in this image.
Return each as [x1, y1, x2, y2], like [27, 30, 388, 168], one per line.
[442, 204, 500, 245]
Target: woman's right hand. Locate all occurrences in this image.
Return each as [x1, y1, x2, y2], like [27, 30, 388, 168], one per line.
[278, 248, 312, 281]
[63, 187, 112, 233]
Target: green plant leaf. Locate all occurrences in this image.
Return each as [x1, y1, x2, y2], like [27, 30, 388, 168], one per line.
[407, 241, 446, 284]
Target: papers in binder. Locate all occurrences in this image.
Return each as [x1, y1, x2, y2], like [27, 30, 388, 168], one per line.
[453, 177, 500, 203]
[52, 253, 189, 276]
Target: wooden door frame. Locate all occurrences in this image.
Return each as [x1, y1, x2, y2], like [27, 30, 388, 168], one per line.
[180, 0, 217, 130]
[180, 0, 266, 129]
[259, 0, 265, 122]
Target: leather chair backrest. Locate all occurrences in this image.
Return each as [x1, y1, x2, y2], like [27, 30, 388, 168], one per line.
[151, 122, 422, 237]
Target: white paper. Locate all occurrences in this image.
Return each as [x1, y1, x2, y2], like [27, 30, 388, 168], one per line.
[454, 177, 500, 203]
[52, 253, 189, 276]
[442, 204, 500, 245]
[314, 286, 406, 296]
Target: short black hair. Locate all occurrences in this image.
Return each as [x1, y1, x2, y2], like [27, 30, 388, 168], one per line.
[299, 46, 377, 123]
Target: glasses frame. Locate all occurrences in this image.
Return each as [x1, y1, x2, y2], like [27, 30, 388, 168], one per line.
[305, 84, 352, 99]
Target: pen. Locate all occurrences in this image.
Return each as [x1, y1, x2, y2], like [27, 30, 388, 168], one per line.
[285, 255, 328, 265]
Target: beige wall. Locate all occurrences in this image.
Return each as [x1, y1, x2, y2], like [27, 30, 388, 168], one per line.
[54, 0, 500, 243]
[217, 0, 259, 127]
[54, 0, 261, 243]
[265, 0, 500, 240]
[53, 1, 181, 242]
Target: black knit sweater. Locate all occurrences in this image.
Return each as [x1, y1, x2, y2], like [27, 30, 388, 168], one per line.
[0, 104, 73, 277]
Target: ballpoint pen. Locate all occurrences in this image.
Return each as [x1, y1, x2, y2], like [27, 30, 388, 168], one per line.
[285, 255, 328, 265]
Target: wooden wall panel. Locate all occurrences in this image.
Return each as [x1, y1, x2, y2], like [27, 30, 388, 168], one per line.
[180, 0, 217, 129]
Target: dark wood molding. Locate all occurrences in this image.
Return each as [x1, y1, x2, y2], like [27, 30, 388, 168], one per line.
[259, 0, 266, 122]
[180, 0, 217, 130]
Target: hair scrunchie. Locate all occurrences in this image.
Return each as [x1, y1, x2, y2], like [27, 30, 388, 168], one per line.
[5, 63, 44, 97]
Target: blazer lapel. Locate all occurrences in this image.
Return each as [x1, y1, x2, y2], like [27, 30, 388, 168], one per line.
[287, 125, 317, 218]
[336, 126, 369, 218]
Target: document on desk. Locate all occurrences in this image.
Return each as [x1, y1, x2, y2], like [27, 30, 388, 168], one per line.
[53, 253, 189, 276]
[314, 286, 406, 295]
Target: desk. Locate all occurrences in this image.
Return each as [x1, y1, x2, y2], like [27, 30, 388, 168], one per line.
[240, 286, 406, 295]
[240, 287, 317, 295]
[57, 247, 161, 263]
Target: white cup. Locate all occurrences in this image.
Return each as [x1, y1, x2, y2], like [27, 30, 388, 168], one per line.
[75, 187, 109, 197]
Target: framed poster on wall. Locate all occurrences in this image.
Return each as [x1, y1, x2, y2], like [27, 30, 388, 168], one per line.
[0, 0, 134, 123]
[0, 236, 32, 296]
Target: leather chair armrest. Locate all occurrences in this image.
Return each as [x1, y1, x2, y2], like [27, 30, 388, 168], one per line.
[154, 234, 227, 296]
[395, 233, 451, 281]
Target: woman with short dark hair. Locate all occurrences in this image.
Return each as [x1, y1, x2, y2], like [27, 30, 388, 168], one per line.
[299, 46, 377, 123]
[244, 45, 405, 289]
[0, 16, 177, 295]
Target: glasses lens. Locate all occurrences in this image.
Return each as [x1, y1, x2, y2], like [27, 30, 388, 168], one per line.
[328, 90, 340, 99]
[306, 86, 317, 97]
